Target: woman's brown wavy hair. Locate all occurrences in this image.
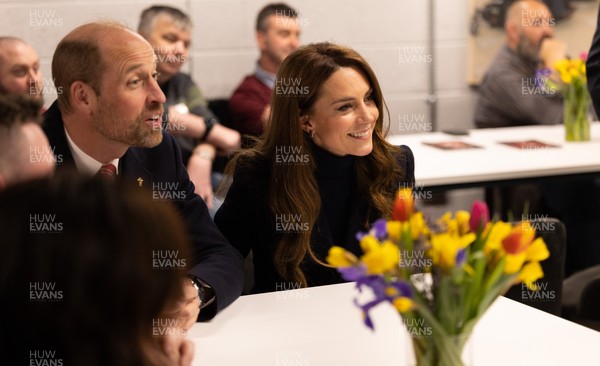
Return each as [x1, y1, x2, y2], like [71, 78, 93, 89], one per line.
[225, 42, 406, 286]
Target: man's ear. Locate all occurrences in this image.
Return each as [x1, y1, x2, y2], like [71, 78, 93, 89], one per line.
[256, 30, 267, 51]
[69, 81, 96, 115]
[505, 21, 519, 45]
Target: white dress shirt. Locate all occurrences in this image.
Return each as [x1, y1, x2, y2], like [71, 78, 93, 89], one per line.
[64, 128, 119, 176]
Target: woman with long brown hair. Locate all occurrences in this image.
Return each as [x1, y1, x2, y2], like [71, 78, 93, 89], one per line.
[215, 42, 414, 294]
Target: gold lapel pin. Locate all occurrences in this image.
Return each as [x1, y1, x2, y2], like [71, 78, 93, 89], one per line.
[137, 177, 144, 187]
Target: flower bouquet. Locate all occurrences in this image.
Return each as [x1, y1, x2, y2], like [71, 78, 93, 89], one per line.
[327, 189, 550, 366]
[540, 53, 591, 141]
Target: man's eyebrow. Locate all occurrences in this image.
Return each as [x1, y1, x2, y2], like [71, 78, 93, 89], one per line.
[124, 63, 145, 75]
[10, 63, 28, 69]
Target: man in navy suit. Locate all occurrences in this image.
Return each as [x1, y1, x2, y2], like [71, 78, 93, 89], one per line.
[42, 21, 243, 326]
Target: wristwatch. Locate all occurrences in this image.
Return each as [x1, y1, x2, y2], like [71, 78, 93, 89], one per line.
[188, 276, 215, 309]
[200, 117, 218, 141]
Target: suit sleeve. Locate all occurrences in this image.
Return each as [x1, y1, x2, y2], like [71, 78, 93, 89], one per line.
[587, 7, 600, 116]
[167, 134, 244, 319]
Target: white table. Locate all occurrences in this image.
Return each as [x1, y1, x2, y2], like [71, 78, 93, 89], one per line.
[188, 282, 600, 365]
[387, 124, 600, 189]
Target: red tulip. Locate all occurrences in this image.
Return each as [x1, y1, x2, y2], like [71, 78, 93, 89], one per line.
[392, 188, 414, 222]
[469, 200, 489, 232]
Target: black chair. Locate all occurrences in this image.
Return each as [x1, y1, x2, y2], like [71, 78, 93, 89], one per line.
[504, 218, 566, 316]
[208, 98, 233, 129]
[561, 264, 600, 331]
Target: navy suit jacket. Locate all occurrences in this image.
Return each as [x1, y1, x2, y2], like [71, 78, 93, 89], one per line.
[43, 101, 244, 319]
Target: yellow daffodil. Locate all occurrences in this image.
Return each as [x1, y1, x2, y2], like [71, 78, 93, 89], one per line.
[428, 232, 475, 271]
[361, 240, 399, 274]
[387, 220, 402, 242]
[455, 210, 471, 236]
[326, 246, 358, 268]
[409, 211, 429, 240]
[359, 234, 380, 254]
[393, 297, 414, 312]
[525, 238, 550, 262]
[517, 261, 544, 289]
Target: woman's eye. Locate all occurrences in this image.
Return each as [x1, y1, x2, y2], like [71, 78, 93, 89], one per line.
[128, 79, 140, 87]
[338, 104, 352, 112]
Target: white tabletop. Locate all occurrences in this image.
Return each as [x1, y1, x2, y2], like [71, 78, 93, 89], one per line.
[188, 282, 600, 365]
[387, 123, 600, 188]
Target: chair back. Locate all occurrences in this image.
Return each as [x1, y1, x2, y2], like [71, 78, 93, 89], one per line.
[504, 218, 566, 316]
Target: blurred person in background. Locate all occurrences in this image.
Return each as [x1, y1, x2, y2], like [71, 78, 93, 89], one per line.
[229, 2, 301, 137]
[0, 37, 44, 102]
[0, 174, 194, 366]
[138, 5, 241, 211]
[475, 0, 566, 128]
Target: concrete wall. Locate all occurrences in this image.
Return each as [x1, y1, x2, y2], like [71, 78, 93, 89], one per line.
[1, 0, 476, 134]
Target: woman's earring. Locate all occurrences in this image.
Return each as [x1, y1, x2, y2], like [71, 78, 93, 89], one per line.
[310, 130, 315, 139]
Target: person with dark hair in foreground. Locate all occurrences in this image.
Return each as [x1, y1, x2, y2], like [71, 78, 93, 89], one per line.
[215, 42, 415, 294]
[0, 94, 53, 189]
[43, 21, 244, 322]
[229, 2, 301, 137]
[0, 175, 194, 365]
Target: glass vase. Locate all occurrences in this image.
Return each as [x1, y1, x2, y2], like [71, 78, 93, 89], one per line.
[411, 332, 473, 366]
[564, 85, 591, 142]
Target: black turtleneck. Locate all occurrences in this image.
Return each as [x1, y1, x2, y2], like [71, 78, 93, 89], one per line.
[312, 142, 356, 247]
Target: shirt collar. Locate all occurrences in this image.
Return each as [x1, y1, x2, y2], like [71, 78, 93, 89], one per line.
[64, 127, 119, 176]
[254, 62, 276, 89]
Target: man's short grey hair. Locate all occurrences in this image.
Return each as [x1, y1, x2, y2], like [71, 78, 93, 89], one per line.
[138, 5, 192, 38]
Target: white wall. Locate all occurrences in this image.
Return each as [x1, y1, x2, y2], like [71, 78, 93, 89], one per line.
[1, 0, 477, 134]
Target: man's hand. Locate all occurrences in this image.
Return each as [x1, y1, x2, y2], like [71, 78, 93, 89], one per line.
[188, 144, 216, 209]
[162, 278, 201, 332]
[205, 124, 241, 156]
[260, 104, 271, 128]
[539, 38, 567, 70]
[158, 334, 195, 366]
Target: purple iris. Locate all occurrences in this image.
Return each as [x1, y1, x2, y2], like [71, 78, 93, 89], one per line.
[371, 219, 388, 240]
[455, 249, 466, 267]
[351, 276, 414, 331]
[339, 265, 368, 282]
[534, 68, 551, 88]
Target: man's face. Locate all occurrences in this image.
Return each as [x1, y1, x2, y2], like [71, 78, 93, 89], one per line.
[516, 5, 554, 62]
[92, 34, 166, 149]
[258, 15, 300, 66]
[146, 16, 191, 82]
[0, 42, 43, 100]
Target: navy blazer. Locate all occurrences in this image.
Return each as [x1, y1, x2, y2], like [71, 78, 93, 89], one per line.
[43, 101, 244, 319]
